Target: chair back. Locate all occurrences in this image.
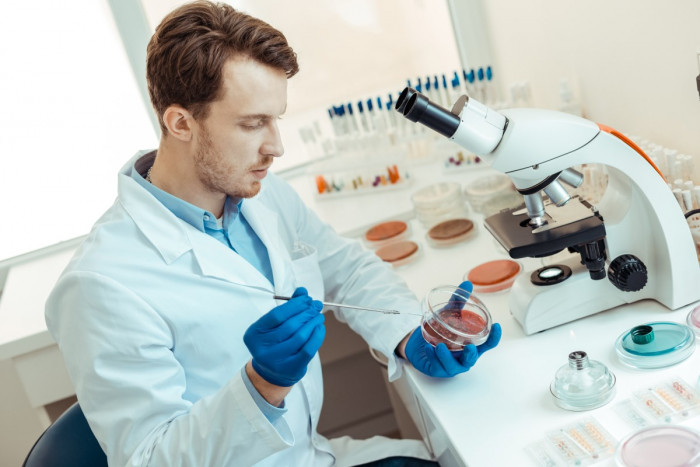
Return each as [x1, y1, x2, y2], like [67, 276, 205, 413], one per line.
[23, 402, 107, 467]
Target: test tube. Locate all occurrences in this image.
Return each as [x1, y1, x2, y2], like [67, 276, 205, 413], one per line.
[682, 190, 693, 213]
[673, 188, 685, 210]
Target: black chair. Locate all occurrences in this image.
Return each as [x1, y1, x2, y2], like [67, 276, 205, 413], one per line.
[23, 402, 107, 467]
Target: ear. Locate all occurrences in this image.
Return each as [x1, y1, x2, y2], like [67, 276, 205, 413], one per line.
[162, 105, 194, 142]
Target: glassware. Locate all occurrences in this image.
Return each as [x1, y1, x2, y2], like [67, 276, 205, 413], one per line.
[464, 259, 522, 293]
[615, 425, 700, 467]
[463, 172, 522, 216]
[686, 305, 700, 338]
[549, 351, 616, 411]
[411, 182, 469, 228]
[363, 220, 411, 248]
[425, 217, 476, 247]
[420, 285, 491, 350]
[615, 322, 695, 369]
[374, 240, 420, 267]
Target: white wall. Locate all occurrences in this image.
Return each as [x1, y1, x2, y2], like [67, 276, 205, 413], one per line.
[141, 0, 462, 170]
[477, 0, 700, 156]
[0, 0, 158, 261]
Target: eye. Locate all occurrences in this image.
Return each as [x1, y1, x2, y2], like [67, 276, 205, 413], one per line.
[241, 121, 265, 130]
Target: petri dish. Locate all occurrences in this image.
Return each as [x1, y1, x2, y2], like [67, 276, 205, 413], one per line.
[411, 182, 469, 228]
[549, 350, 616, 411]
[464, 259, 522, 293]
[615, 425, 700, 467]
[614, 322, 695, 369]
[420, 286, 491, 350]
[686, 305, 700, 338]
[375, 240, 420, 267]
[364, 220, 410, 248]
[426, 218, 476, 247]
[463, 173, 522, 216]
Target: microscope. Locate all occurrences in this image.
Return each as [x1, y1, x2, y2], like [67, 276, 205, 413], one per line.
[395, 87, 700, 334]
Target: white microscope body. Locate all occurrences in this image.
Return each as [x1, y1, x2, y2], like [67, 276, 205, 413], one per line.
[396, 88, 700, 335]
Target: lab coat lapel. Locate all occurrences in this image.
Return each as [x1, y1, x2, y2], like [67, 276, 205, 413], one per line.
[118, 164, 273, 290]
[189, 233, 273, 290]
[241, 197, 296, 295]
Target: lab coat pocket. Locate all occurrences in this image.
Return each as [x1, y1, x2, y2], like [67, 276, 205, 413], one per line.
[290, 242, 325, 301]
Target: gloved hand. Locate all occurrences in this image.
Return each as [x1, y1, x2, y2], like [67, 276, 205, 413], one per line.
[244, 287, 325, 387]
[405, 280, 502, 377]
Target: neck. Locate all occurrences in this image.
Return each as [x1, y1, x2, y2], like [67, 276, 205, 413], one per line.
[150, 137, 226, 218]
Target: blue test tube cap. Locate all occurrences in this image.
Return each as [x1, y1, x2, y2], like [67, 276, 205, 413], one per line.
[406, 79, 412, 88]
[486, 66, 493, 81]
[452, 71, 460, 88]
[442, 74, 448, 89]
[477, 67, 485, 81]
[367, 98, 373, 111]
[433, 75, 439, 88]
[357, 100, 364, 113]
[466, 69, 475, 83]
[347, 102, 354, 114]
[425, 77, 431, 90]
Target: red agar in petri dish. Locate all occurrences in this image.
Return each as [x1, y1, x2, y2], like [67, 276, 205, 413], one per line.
[426, 218, 475, 246]
[365, 220, 408, 242]
[422, 308, 488, 350]
[467, 259, 522, 293]
[375, 240, 419, 265]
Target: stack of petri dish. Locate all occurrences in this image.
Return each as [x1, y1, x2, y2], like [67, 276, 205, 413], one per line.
[411, 182, 469, 228]
[463, 172, 523, 217]
[363, 219, 420, 268]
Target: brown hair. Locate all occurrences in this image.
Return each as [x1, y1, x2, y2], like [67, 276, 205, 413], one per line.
[146, 1, 299, 134]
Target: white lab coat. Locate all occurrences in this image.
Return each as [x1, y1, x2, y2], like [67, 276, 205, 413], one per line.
[45, 151, 432, 467]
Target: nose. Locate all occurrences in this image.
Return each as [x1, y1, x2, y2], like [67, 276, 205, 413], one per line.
[261, 121, 284, 158]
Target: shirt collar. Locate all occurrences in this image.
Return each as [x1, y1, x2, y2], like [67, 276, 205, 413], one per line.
[131, 152, 243, 233]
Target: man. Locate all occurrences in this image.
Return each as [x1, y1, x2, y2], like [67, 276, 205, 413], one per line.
[45, 2, 501, 466]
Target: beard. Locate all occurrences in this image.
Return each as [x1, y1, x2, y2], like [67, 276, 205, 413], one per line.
[193, 124, 272, 199]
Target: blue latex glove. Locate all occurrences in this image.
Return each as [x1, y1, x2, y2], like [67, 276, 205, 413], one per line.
[244, 287, 325, 387]
[405, 280, 502, 377]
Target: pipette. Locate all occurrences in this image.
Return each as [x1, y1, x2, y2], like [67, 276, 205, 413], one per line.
[272, 295, 421, 316]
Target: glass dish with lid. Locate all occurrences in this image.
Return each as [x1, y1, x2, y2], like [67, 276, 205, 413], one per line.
[614, 322, 695, 369]
[549, 350, 616, 411]
[420, 285, 491, 350]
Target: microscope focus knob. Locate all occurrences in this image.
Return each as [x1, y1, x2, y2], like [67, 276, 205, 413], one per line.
[608, 255, 648, 292]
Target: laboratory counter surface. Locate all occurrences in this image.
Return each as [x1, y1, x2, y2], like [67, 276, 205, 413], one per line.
[288, 162, 700, 467]
[1, 160, 699, 466]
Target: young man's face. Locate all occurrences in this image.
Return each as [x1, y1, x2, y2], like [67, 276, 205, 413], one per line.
[194, 56, 287, 199]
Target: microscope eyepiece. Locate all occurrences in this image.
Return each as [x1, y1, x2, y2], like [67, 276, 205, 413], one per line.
[402, 91, 460, 138]
[395, 87, 417, 114]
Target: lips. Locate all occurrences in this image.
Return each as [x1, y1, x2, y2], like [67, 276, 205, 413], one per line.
[251, 166, 270, 179]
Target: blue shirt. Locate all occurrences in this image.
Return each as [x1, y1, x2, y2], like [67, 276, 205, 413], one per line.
[132, 153, 285, 422]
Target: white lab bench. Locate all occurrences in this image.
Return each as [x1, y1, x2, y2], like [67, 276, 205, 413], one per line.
[1, 157, 699, 466]
[287, 160, 700, 467]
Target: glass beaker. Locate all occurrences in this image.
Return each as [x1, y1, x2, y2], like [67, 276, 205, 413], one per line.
[420, 285, 491, 350]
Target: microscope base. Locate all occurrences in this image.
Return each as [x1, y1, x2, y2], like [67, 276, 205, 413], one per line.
[509, 257, 632, 335]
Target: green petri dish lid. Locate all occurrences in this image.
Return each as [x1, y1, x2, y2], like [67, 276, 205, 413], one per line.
[615, 322, 695, 369]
